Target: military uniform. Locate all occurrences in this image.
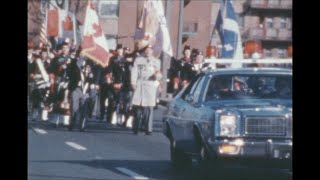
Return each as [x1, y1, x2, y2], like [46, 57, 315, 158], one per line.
[110, 54, 135, 125]
[180, 59, 194, 84]
[99, 66, 114, 123]
[67, 58, 92, 131]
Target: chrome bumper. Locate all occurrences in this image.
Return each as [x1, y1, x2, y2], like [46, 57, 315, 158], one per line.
[207, 138, 292, 160]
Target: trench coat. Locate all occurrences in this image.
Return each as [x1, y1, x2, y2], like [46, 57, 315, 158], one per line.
[131, 55, 161, 107]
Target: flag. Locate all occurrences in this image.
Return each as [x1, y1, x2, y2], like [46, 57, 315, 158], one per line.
[134, 0, 173, 58]
[59, 9, 75, 40]
[81, 1, 111, 67]
[47, 6, 59, 37]
[46, 2, 76, 43]
[215, 0, 243, 61]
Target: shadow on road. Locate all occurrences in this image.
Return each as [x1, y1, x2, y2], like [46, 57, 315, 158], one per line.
[28, 120, 163, 134]
[28, 173, 121, 180]
[30, 159, 292, 180]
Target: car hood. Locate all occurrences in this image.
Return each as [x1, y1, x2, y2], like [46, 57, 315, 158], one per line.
[206, 99, 292, 116]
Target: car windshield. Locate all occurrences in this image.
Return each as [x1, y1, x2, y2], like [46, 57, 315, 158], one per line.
[205, 74, 292, 101]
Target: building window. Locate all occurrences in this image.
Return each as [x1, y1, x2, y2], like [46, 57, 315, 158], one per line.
[105, 34, 117, 50]
[183, 22, 198, 35]
[99, 0, 119, 18]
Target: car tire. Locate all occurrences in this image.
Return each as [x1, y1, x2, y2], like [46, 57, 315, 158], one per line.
[170, 139, 191, 169]
[194, 128, 213, 169]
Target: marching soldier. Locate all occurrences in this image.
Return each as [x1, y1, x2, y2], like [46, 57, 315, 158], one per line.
[109, 44, 127, 125]
[180, 46, 194, 87]
[111, 44, 131, 125]
[131, 44, 162, 135]
[191, 49, 205, 76]
[168, 45, 192, 95]
[67, 51, 91, 131]
[99, 65, 114, 123]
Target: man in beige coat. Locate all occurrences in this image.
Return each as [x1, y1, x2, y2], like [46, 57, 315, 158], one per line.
[131, 45, 162, 135]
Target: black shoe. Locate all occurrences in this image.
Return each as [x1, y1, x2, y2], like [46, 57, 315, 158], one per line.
[145, 131, 152, 135]
[133, 130, 138, 135]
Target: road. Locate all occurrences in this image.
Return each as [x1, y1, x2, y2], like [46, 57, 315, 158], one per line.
[28, 106, 292, 180]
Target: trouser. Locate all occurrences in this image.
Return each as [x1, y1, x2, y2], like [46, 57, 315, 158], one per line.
[100, 84, 114, 122]
[133, 105, 154, 133]
[30, 88, 42, 120]
[88, 88, 98, 118]
[114, 90, 133, 125]
[69, 88, 90, 130]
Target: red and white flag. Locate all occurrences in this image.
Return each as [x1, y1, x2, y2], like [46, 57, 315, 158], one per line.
[134, 0, 173, 58]
[81, 1, 110, 67]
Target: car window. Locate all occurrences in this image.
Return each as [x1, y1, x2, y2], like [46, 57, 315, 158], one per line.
[192, 76, 206, 103]
[205, 74, 292, 101]
[181, 74, 203, 99]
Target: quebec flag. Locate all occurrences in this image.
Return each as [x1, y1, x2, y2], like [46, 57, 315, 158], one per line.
[215, 0, 243, 66]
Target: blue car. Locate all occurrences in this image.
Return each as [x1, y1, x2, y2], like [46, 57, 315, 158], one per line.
[162, 68, 292, 170]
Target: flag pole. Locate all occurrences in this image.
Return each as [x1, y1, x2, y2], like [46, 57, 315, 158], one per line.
[73, 13, 77, 46]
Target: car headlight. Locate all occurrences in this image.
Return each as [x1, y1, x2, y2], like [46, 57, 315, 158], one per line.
[220, 115, 237, 136]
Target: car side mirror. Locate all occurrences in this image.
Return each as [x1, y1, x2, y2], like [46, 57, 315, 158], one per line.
[185, 94, 194, 103]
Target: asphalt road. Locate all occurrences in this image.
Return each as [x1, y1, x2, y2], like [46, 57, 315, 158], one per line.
[28, 106, 292, 180]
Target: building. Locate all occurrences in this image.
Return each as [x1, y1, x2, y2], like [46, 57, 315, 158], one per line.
[28, 0, 292, 59]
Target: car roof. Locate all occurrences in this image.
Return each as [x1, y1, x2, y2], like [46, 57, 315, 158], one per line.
[205, 68, 292, 76]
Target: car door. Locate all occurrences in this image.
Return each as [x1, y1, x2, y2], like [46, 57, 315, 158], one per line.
[180, 75, 208, 143]
[167, 75, 203, 142]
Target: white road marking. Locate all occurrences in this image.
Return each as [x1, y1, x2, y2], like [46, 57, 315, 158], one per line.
[32, 128, 47, 135]
[65, 141, 87, 151]
[116, 167, 149, 180]
[93, 156, 103, 160]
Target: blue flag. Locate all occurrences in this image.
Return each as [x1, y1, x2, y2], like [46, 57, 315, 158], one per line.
[215, 0, 243, 59]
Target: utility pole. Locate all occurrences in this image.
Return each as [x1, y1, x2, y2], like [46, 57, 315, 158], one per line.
[177, 0, 184, 59]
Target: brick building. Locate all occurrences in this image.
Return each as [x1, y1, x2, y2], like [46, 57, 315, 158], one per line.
[28, 0, 291, 59]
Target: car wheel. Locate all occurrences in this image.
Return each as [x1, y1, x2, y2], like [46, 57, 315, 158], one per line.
[194, 129, 213, 169]
[170, 139, 191, 169]
[199, 144, 211, 167]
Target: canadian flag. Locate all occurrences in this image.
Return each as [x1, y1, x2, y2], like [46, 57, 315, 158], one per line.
[81, 1, 110, 67]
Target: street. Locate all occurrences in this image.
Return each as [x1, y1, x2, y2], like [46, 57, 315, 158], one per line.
[28, 106, 292, 180]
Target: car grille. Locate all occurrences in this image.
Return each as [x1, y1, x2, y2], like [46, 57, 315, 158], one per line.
[245, 117, 286, 137]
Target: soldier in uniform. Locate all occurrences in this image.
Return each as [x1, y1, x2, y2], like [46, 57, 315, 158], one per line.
[122, 47, 135, 127]
[168, 45, 192, 95]
[29, 52, 42, 121]
[99, 65, 114, 123]
[67, 51, 92, 131]
[131, 44, 162, 135]
[111, 44, 131, 125]
[192, 49, 205, 76]
[180, 46, 194, 87]
[109, 44, 128, 125]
